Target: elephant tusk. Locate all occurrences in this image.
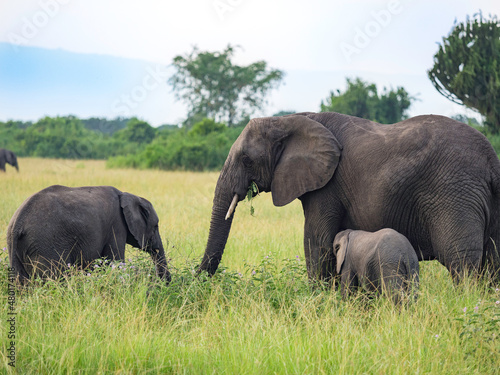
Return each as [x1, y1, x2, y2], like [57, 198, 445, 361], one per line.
[225, 194, 239, 220]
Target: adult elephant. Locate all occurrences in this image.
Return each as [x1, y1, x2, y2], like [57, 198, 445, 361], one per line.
[198, 112, 500, 282]
[0, 148, 19, 172]
[8, 185, 170, 284]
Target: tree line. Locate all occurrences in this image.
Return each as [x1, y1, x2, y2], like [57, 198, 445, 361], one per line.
[0, 116, 244, 171]
[0, 110, 492, 173]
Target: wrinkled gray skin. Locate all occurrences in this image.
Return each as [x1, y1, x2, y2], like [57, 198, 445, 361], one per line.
[0, 148, 19, 172]
[199, 112, 500, 283]
[8, 185, 170, 284]
[333, 229, 419, 303]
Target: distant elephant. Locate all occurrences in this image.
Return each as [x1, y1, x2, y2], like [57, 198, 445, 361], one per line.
[333, 229, 419, 303]
[7, 185, 170, 284]
[0, 148, 19, 172]
[198, 112, 500, 282]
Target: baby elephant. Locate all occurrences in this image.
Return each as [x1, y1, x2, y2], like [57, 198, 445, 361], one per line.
[333, 229, 419, 303]
[7, 185, 170, 284]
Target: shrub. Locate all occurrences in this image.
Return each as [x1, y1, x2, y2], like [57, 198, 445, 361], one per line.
[107, 118, 244, 171]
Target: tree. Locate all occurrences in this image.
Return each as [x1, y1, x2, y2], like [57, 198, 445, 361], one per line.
[22, 116, 100, 159]
[81, 117, 130, 135]
[428, 13, 500, 133]
[188, 118, 226, 137]
[273, 110, 296, 117]
[114, 118, 156, 144]
[169, 45, 284, 126]
[320, 78, 413, 123]
[451, 114, 481, 126]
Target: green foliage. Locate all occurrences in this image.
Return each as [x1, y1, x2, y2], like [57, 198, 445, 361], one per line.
[107, 118, 243, 171]
[428, 13, 500, 133]
[246, 181, 259, 216]
[188, 118, 226, 137]
[81, 117, 130, 135]
[169, 45, 284, 126]
[0, 121, 24, 154]
[451, 114, 482, 126]
[320, 77, 414, 123]
[113, 117, 156, 145]
[272, 110, 296, 117]
[0, 116, 129, 159]
[0, 114, 243, 171]
[455, 293, 500, 358]
[22, 116, 89, 158]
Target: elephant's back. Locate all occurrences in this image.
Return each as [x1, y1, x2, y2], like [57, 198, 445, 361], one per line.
[392, 115, 494, 156]
[23, 185, 119, 208]
[376, 229, 419, 272]
[7, 185, 121, 236]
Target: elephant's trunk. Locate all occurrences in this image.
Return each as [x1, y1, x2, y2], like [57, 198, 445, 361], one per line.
[152, 239, 171, 284]
[199, 174, 237, 276]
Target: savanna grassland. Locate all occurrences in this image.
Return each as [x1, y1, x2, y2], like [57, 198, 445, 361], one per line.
[0, 158, 499, 374]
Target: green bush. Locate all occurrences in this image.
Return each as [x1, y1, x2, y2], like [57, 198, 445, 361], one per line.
[0, 116, 152, 160]
[107, 118, 243, 171]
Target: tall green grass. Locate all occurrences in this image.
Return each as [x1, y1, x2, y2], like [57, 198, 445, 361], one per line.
[1, 158, 499, 374]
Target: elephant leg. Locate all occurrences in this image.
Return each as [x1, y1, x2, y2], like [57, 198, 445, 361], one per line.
[102, 243, 125, 262]
[379, 273, 406, 304]
[303, 235, 336, 283]
[25, 254, 66, 280]
[483, 220, 500, 282]
[301, 193, 343, 284]
[10, 253, 29, 285]
[340, 270, 358, 299]
[431, 217, 484, 281]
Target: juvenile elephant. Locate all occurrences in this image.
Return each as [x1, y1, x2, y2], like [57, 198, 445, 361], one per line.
[7, 185, 170, 284]
[0, 148, 19, 172]
[198, 112, 500, 282]
[333, 229, 419, 303]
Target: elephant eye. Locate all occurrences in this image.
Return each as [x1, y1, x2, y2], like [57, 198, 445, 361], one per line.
[241, 155, 252, 168]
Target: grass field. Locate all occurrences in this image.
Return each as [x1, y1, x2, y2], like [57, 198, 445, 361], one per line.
[0, 158, 499, 374]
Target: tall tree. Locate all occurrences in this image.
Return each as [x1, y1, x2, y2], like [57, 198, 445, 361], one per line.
[428, 13, 500, 132]
[114, 118, 156, 144]
[169, 45, 284, 126]
[320, 77, 413, 123]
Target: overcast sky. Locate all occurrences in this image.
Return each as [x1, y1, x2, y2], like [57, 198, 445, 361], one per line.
[1, 0, 499, 125]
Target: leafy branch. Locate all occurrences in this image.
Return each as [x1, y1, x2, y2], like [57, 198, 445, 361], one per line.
[246, 181, 259, 216]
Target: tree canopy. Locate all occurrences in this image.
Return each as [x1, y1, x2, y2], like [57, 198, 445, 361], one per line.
[169, 45, 284, 126]
[428, 13, 500, 133]
[0, 115, 244, 171]
[320, 77, 414, 123]
[114, 118, 157, 145]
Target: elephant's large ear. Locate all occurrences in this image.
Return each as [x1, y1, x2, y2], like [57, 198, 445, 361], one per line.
[120, 193, 155, 249]
[334, 230, 350, 274]
[271, 115, 342, 206]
